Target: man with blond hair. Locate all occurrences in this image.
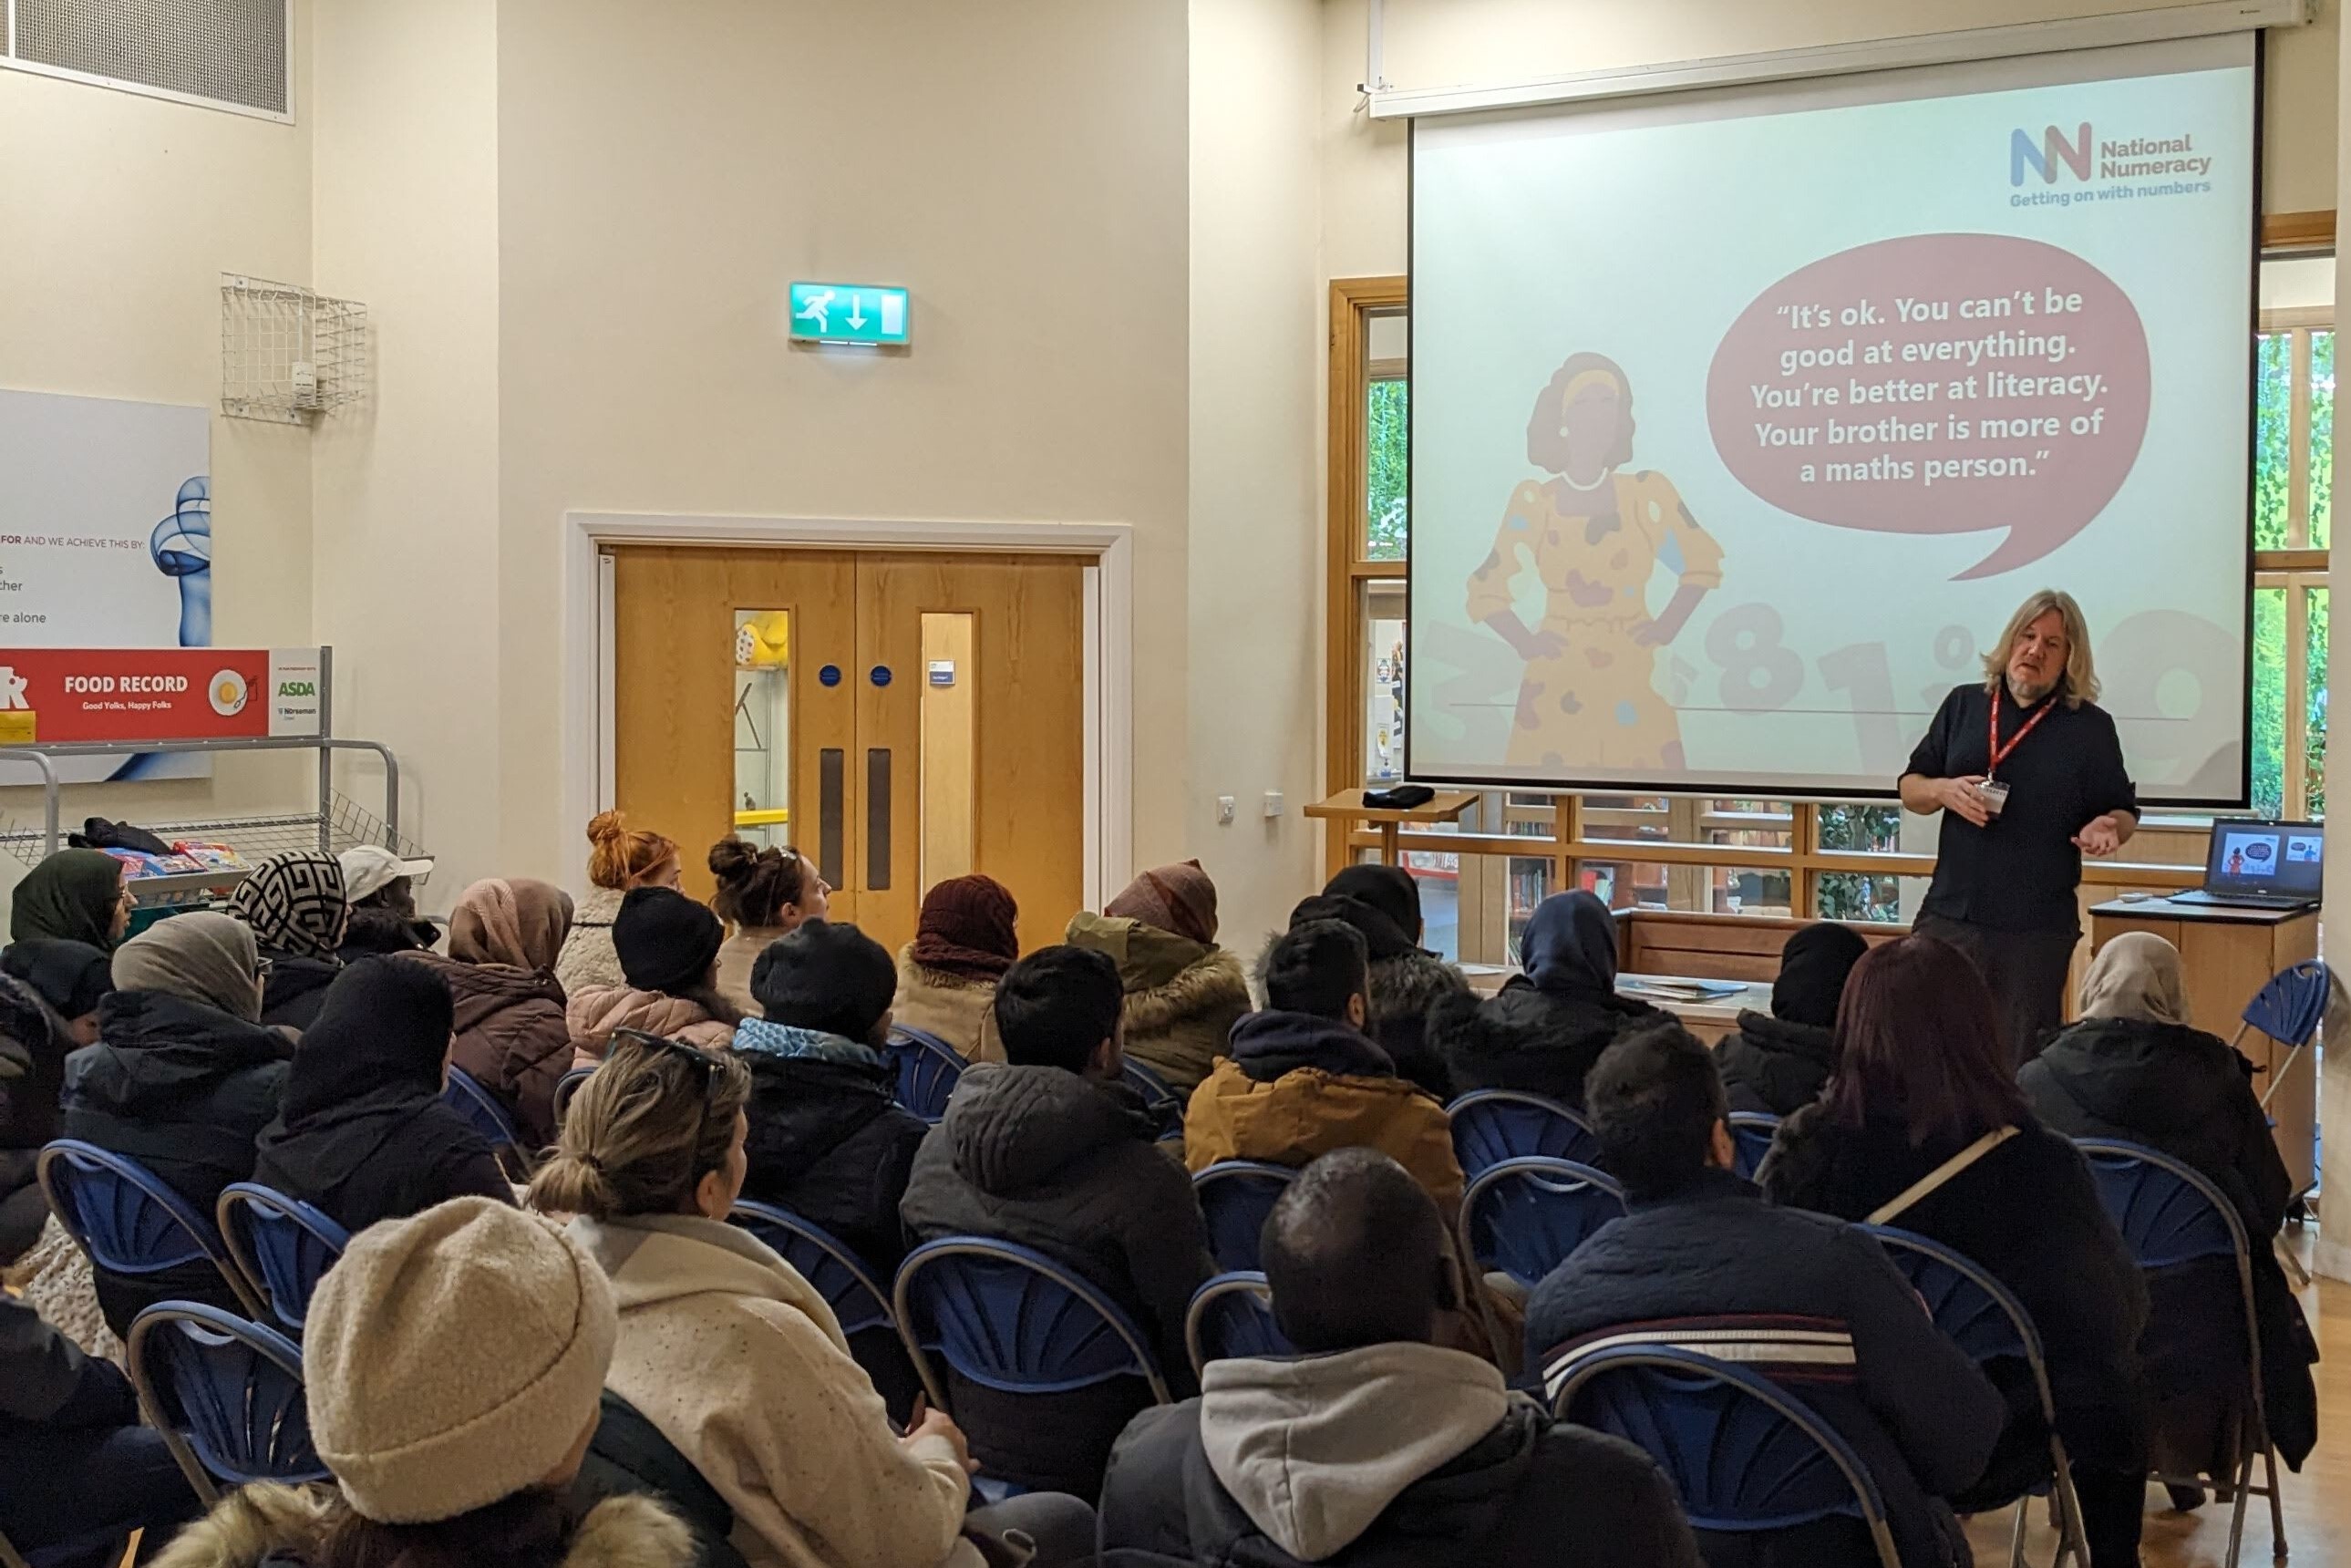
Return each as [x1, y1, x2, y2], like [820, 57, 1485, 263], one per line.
[1900, 588, 2138, 1063]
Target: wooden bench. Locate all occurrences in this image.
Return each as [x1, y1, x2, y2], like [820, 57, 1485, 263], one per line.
[1619, 909, 1907, 985]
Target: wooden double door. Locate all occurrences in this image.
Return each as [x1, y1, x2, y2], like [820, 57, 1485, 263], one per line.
[608, 546, 1087, 954]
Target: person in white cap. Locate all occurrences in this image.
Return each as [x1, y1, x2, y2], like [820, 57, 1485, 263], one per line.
[149, 1197, 699, 1568]
[336, 843, 437, 961]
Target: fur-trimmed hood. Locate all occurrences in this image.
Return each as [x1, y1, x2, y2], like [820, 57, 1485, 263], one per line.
[149, 1482, 696, 1568]
[1072, 912, 1251, 1092]
[892, 946, 1005, 1064]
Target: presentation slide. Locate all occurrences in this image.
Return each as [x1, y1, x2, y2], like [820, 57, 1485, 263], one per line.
[1408, 36, 2253, 800]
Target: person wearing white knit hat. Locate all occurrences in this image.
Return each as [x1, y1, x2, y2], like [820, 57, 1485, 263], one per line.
[149, 1197, 698, 1568]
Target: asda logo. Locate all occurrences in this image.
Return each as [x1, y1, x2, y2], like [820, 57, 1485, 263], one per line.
[278, 680, 316, 697]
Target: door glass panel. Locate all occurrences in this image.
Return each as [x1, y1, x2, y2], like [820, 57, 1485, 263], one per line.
[920, 612, 977, 889]
[1363, 582, 1407, 783]
[733, 610, 791, 849]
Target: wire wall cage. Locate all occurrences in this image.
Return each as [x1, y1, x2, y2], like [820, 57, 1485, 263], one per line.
[220, 274, 368, 425]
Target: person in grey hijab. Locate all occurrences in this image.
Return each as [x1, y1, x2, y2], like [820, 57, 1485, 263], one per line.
[63, 912, 291, 1333]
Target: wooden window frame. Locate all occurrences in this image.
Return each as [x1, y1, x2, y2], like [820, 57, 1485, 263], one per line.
[2254, 301, 2334, 819]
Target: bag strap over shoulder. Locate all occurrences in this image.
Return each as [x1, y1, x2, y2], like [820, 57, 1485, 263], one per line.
[1867, 1125, 2020, 1226]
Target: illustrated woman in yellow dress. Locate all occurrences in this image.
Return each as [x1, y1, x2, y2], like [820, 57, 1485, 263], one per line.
[1466, 353, 1726, 773]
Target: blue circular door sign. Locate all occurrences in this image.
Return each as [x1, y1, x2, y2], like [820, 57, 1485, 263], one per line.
[871, 665, 893, 687]
[818, 664, 841, 687]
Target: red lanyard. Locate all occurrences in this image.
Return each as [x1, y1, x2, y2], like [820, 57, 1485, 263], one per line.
[1987, 692, 2054, 779]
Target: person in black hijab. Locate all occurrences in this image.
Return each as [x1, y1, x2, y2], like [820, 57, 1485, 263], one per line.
[1715, 922, 1869, 1118]
[1277, 864, 1468, 1098]
[1, 939, 115, 1046]
[1426, 890, 1668, 1109]
[253, 958, 513, 1235]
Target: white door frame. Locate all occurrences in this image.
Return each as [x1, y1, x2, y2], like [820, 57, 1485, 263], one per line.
[562, 510, 1134, 912]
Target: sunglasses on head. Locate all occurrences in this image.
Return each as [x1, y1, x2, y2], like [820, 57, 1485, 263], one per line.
[609, 1027, 721, 1143]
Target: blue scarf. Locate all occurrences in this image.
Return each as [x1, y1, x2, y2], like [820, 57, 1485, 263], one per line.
[732, 1016, 882, 1068]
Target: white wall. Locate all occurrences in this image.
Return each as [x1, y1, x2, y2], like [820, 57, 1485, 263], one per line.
[2319, 0, 2351, 1284]
[310, 0, 502, 902]
[1191, 0, 1327, 946]
[0, 20, 316, 840]
[490, 0, 1192, 914]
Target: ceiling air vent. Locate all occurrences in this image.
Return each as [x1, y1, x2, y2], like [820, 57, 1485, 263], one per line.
[10, 0, 289, 117]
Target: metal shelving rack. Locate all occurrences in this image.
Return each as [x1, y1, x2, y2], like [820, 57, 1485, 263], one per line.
[0, 647, 428, 906]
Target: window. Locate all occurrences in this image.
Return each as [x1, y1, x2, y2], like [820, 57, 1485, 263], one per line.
[2252, 256, 2334, 820]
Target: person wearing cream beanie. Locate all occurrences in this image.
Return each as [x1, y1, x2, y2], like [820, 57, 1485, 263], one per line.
[150, 1197, 697, 1568]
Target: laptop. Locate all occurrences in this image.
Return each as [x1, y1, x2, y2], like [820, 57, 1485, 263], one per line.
[2169, 818, 2325, 911]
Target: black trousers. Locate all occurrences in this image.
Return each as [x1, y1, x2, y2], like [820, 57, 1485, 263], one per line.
[0, 1424, 199, 1565]
[1913, 914, 2078, 1066]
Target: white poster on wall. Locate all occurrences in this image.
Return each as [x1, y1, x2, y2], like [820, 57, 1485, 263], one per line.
[0, 388, 213, 784]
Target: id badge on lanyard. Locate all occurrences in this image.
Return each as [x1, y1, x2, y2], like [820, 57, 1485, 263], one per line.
[1983, 695, 2053, 819]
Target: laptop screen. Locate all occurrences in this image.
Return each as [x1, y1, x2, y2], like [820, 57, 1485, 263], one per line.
[2204, 820, 2325, 898]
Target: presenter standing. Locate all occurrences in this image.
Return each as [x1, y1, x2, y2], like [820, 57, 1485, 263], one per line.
[1899, 589, 2138, 1064]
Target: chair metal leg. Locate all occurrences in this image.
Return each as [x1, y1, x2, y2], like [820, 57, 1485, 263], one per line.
[2264, 1444, 2288, 1562]
[2276, 1237, 2311, 1288]
[2224, 1445, 2256, 1568]
[2008, 1498, 2030, 1568]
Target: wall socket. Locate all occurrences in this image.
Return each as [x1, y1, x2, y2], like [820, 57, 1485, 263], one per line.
[1263, 790, 1284, 819]
[1217, 796, 1236, 825]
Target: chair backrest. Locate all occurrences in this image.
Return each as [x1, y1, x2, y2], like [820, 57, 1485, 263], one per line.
[728, 1200, 893, 1336]
[2240, 959, 2330, 1048]
[126, 1302, 330, 1501]
[1192, 1161, 1297, 1273]
[884, 1027, 967, 1122]
[1554, 1344, 1900, 1568]
[1459, 1155, 1626, 1289]
[894, 1236, 1172, 1409]
[441, 1066, 531, 1172]
[1446, 1089, 1598, 1177]
[1122, 1057, 1178, 1109]
[1727, 1112, 1781, 1181]
[36, 1141, 255, 1313]
[552, 1067, 597, 1127]
[1861, 1223, 2057, 1426]
[1184, 1271, 1292, 1378]
[217, 1183, 350, 1334]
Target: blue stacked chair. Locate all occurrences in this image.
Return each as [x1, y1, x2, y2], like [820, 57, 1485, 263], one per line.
[1446, 1088, 1599, 1177]
[1184, 1271, 1292, 1378]
[126, 1303, 329, 1503]
[36, 1140, 258, 1318]
[1727, 1111, 1781, 1180]
[217, 1182, 350, 1334]
[441, 1065, 532, 1176]
[1191, 1161, 1296, 1274]
[1458, 1155, 1625, 1290]
[884, 1026, 967, 1123]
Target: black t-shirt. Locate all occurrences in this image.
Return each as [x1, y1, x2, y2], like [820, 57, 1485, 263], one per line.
[1904, 682, 2139, 934]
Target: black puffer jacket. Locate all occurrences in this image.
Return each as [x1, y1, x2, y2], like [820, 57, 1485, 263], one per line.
[0, 975, 71, 1264]
[900, 1061, 1214, 1494]
[1426, 979, 1670, 1108]
[1366, 951, 1468, 1099]
[2021, 1016, 2317, 1467]
[1101, 1364, 1702, 1568]
[1715, 1010, 1837, 1119]
[257, 950, 340, 1033]
[61, 989, 294, 1330]
[736, 1043, 927, 1273]
[1761, 1109, 2150, 1476]
[1527, 1169, 2004, 1568]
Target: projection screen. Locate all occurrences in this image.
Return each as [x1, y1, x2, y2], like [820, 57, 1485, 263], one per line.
[1407, 35, 2255, 801]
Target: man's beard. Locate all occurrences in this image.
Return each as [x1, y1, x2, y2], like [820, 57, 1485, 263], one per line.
[2007, 670, 2057, 705]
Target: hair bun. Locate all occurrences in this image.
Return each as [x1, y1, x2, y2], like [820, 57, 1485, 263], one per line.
[586, 810, 627, 847]
[707, 836, 758, 878]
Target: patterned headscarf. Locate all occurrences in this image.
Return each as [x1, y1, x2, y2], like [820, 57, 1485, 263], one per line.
[229, 851, 349, 960]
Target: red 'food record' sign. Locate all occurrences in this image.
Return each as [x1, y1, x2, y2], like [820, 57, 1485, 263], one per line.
[0, 648, 322, 745]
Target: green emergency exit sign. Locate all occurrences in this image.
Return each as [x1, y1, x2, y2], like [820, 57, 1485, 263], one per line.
[789, 282, 910, 346]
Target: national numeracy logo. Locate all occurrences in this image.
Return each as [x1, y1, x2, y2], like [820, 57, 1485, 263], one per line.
[2010, 122, 2093, 187]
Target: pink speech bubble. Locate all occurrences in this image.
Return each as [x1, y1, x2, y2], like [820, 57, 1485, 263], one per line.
[1706, 234, 2149, 579]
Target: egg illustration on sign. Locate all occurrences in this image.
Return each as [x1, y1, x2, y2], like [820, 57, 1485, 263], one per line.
[209, 669, 249, 717]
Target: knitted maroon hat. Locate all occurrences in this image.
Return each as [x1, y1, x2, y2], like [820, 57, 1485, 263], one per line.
[911, 874, 1020, 981]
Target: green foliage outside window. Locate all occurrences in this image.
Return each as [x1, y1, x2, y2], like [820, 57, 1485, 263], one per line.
[1367, 379, 1408, 560]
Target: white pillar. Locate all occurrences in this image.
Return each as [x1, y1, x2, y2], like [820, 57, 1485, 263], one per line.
[2314, 9, 2351, 1284]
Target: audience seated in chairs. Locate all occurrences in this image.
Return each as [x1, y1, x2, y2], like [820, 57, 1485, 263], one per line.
[901, 943, 1213, 1497]
[227, 852, 351, 1034]
[405, 878, 576, 1150]
[335, 845, 438, 962]
[567, 887, 739, 1069]
[1102, 1147, 1703, 1568]
[1529, 1023, 2003, 1568]
[1426, 890, 1670, 1109]
[1280, 864, 1468, 1099]
[1715, 921, 1867, 1119]
[1763, 934, 2150, 1568]
[733, 919, 929, 1274]
[708, 838, 830, 1019]
[0, 965, 90, 1265]
[253, 958, 514, 1235]
[2020, 933, 2320, 1491]
[531, 1033, 1096, 1568]
[1189, 921, 1464, 1221]
[1066, 861, 1251, 1097]
[150, 1196, 707, 1568]
[61, 913, 292, 1333]
[892, 876, 1020, 1066]
[0, 1122, 199, 1566]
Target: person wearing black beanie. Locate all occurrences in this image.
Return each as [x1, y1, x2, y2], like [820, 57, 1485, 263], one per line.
[735, 919, 928, 1326]
[566, 888, 740, 1068]
[1261, 867, 1469, 1098]
[1715, 922, 1870, 1118]
[254, 958, 515, 1235]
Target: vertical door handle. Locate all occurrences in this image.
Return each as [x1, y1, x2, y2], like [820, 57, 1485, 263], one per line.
[866, 748, 892, 890]
[819, 748, 844, 891]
